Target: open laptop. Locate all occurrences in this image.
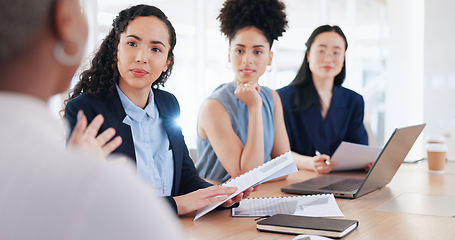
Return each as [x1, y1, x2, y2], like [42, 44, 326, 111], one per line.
[281, 124, 426, 199]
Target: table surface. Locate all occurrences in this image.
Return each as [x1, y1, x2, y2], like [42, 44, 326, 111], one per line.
[180, 161, 455, 240]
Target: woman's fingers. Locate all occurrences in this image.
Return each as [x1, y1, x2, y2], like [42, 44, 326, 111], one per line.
[203, 186, 241, 209]
[102, 136, 122, 156]
[83, 114, 104, 138]
[242, 187, 254, 198]
[175, 185, 258, 215]
[67, 111, 122, 158]
[95, 127, 116, 146]
[68, 110, 87, 145]
[234, 82, 262, 108]
[204, 186, 237, 198]
[313, 155, 333, 173]
[174, 186, 237, 215]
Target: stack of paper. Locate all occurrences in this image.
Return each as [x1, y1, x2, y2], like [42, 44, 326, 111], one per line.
[194, 151, 297, 220]
[232, 194, 344, 217]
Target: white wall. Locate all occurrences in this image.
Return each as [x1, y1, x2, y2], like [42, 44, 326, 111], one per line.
[424, 0, 455, 157]
[386, 0, 424, 159]
[386, 0, 455, 159]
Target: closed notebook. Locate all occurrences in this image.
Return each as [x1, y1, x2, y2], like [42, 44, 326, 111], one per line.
[256, 214, 358, 239]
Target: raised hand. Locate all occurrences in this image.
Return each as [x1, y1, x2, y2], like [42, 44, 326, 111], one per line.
[67, 110, 122, 158]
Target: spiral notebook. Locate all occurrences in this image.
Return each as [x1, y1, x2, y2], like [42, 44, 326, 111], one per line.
[194, 151, 297, 220]
[232, 194, 343, 217]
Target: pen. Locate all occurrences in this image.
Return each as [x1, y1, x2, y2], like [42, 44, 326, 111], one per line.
[316, 150, 331, 166]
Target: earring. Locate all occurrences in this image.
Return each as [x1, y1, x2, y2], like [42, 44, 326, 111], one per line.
[226, 61, 233, 70]
[53, 34, 85, 66]
[266, 65, 272, 72]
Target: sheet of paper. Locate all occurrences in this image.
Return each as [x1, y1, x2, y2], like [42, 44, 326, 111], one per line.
[194, 151, 297, 220]
[258, 163, 297, 184]
[330, 142, 381, 171]
[232, 194, 344, 217]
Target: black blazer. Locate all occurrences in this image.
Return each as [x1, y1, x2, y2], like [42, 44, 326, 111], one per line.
[65, 88, 211, 212]
[277, 85, 368, 156]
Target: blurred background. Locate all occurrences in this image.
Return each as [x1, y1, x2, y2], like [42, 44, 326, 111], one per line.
[51, 0, 455, 159]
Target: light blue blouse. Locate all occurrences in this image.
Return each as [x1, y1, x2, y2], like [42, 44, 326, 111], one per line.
[196, 82, 275, 182]
[116, 85, 174, 196]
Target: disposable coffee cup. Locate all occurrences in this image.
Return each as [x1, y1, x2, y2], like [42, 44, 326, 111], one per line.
[426, 143, 447, 173]
[426, 135, 445, 144]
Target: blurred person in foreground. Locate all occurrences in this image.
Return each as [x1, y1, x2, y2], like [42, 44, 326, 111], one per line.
[0, 0, 185, 239]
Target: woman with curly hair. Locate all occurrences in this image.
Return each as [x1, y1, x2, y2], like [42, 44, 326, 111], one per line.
[196, 0, 291, 182]
[277, 25, 368, 174]
[64, 4, 251, 215]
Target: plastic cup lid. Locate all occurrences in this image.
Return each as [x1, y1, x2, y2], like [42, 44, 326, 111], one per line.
[425, 135, 446, 143]
[426, 143, 448, 152]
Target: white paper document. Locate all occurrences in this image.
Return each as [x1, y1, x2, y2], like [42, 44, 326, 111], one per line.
[232, 194, 344, 217]
[330, 142, 381, 171]
[194, 151, 297, 220]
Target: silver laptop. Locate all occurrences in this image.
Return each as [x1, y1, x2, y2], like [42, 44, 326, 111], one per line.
[281, 124, 426, 199]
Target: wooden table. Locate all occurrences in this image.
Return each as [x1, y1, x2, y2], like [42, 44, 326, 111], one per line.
[180, 161, 455, 239]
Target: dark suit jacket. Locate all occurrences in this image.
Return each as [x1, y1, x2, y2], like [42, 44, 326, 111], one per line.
[65, 88, 212, 212]
[277, 85, 368, 157]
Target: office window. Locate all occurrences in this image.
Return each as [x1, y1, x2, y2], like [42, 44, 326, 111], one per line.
[66, 0, 387, 148]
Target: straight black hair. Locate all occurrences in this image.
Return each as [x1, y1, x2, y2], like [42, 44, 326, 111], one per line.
[290, 25, 348, 111]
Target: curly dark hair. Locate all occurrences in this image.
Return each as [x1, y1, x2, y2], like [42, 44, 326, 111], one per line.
[290, 25, 348, 111]
[66, 4, 176, 102]
[217, 0, 288, 48]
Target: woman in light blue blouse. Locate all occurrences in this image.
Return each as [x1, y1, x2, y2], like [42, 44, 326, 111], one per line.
[196, 0, 291, 182]
[64, 4, 251, 216]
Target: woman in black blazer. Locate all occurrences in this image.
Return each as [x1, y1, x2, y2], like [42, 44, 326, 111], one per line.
[64, 4, 250, 215]
[277, 25, 369, 174]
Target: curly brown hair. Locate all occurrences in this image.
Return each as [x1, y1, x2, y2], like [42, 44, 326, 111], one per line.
[65, 4, 176, 103]
[217, 0, 288, 48]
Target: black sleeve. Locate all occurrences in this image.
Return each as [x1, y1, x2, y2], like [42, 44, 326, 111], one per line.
[64, 99, 81, 137]
[164, 196, 178, 213]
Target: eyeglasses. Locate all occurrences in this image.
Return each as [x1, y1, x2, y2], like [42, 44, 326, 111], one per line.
[311, 49, 345, 60]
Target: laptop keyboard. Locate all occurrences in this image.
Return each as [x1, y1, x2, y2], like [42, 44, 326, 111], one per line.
[319, 178, 363, 192]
